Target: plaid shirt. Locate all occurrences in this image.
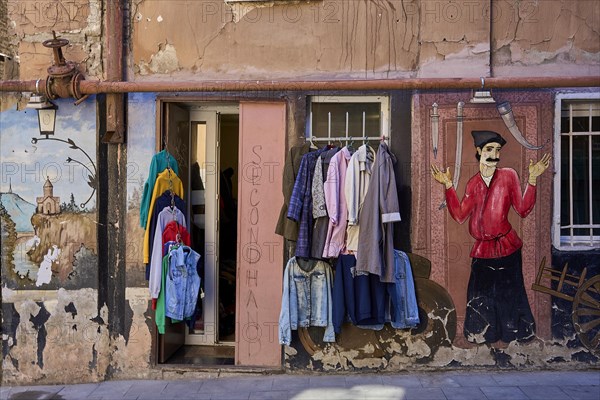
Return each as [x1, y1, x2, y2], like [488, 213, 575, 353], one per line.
[287, 148, 326, 258]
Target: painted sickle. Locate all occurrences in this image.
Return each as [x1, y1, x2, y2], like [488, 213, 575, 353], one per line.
[497, 101, 544, 150]
[439, 102, 464, 210]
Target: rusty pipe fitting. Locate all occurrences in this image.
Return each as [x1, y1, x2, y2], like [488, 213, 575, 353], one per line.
[41, 32, 86, 101]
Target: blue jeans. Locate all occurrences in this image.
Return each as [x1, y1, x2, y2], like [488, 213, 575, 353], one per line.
[388, 250, 420, 328]
[165, 246, 201, 321]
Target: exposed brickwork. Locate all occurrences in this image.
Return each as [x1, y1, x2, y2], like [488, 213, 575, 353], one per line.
[0, 0, 7, 78]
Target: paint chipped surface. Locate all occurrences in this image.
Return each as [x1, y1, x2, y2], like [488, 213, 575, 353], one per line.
[137, 43, 181, 75]
[1, 288, 109, 384]
[492, 0, 600, 76]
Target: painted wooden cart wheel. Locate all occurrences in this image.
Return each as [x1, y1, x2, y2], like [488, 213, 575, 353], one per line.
[572, 274, 600, 356]
[411, 277, 457, 347]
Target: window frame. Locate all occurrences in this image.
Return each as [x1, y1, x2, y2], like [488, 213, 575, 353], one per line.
[553, 91, 600, 250]
[306, 95, 390, 144]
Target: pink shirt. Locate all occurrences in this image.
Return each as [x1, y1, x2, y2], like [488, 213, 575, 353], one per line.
[322, 147, 352, 258]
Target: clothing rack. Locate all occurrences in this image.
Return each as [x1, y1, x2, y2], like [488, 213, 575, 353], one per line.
[308, 135, 389, 144]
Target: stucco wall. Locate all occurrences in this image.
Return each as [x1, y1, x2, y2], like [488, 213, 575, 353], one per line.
[1, 0, 598, 386]
[130, 0, 598, 80]
[6, 0, 103, 80]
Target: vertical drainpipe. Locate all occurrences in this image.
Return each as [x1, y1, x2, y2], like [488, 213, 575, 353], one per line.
[98, 0, 127, 373]
[489, 0, 494, 77]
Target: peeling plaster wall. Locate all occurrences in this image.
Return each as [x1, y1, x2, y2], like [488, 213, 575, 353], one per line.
[131, 0, 598, 80]
[492, 0, 600, 77]
[131, 0, 421, 79]
[2, 289, 109, 384]
[6, 0, 103, 79]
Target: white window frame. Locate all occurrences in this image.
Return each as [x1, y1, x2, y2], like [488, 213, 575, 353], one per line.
[307, 95, 390, 145]
[553, 91, 600, 250]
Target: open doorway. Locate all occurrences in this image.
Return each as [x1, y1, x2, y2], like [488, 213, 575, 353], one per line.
[157, 102, 239, 365]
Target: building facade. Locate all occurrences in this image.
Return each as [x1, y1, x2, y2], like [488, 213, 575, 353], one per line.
[0, 0, 599, 385]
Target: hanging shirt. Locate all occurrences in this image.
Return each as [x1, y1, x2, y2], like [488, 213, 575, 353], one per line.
[149, 206, 186, 300]
[143, 169, 184, 264]
[140, 150, 179, 228]
[146, 192, 187, 280]
[344, 144, 376, 252]
[287, 148, 326, 258]
[322, 147, 352, 258]
[162, 221, 191, 250]
[275, 143, 312, 241]
[445, 168, 536, 259]
[311, 147, 340, 259]
[356, 143, 401, 283]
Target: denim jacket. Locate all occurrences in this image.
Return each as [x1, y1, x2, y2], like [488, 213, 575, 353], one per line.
[388, 250, 420, 328]
[279, 257, 335, 345]
[165, 245, 201, 321]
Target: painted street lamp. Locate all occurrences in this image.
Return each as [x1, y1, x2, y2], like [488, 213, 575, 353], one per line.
[26, 94, 57, 138]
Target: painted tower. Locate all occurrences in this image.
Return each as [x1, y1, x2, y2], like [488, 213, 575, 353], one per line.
[36, 177, 60, 215]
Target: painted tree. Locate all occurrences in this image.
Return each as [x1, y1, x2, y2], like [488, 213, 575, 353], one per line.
[0, 198, 17, 268]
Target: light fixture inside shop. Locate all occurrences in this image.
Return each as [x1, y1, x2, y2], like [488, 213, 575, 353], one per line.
[26, 94, 57, 137]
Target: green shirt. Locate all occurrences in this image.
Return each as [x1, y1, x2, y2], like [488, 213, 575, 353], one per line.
[140, 150, 179, 228]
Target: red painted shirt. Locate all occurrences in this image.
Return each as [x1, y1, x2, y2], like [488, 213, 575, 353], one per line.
[445, 168, 536, 259]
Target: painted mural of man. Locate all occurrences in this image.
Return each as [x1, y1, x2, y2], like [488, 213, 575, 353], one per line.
[431, 131, 551, 344]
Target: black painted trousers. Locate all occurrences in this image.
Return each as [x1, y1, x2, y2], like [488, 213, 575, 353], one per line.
[464, 249, 536, 344]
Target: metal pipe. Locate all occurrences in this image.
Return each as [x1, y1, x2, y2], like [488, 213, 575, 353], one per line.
[0, 76, 598, 95]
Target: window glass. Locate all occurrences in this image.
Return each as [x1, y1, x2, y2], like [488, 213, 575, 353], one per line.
[560, 137, 570, 227]
[311, 102, 381, 138]
[558, 98, 600, 248]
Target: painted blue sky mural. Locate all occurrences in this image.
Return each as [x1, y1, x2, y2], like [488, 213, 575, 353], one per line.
[0, 97, 97, 209]
[127, 92, 156, 197]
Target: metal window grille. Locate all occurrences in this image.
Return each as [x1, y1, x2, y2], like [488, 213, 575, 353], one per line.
[556, 98, 600, 249]
[307, 96, 390, 145]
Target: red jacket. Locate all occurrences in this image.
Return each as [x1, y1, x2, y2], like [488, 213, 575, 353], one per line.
[445, 168, 536, 259]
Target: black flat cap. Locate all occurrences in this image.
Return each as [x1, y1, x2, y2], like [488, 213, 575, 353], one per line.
[472, 130, 507, 148]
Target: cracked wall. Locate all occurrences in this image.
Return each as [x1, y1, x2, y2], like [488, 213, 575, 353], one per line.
[6, 0, 103, 80]
[492, 0, 600, 76]
[131, 0, 598, 80]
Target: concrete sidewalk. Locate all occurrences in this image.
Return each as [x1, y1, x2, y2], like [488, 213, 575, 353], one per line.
[1, 370, 599, 400]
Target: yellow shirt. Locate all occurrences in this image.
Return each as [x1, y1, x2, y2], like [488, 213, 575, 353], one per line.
[143, 169, 184, 263]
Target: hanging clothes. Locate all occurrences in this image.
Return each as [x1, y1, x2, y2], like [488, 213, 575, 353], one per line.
[149, 206, 186, 302]
[311, 147, 340, 259]
[278, 257, 335, 345]
[275, 142, 312, 241]
[332, 254, 384, 333]
[145, 191, 187, 280]
[140, 150, 179, 228]
[322, 147, 352, 258]
[287, 148, 326, 258]
[344, 143, 376, 252]
[165, 245, 201, 321]
[332, 251, 419, 334]
[143, 168, 184, 264]
[162, 220, 191, 249]
[389, 250, 420, 329]
[355, 143, 401, 283]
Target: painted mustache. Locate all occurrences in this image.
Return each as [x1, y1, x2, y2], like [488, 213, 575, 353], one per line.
[486, 158, 500, 162]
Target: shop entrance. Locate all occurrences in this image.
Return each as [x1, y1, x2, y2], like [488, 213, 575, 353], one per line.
[157, 102, 239, 365]
[156, 100, 285, 368]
